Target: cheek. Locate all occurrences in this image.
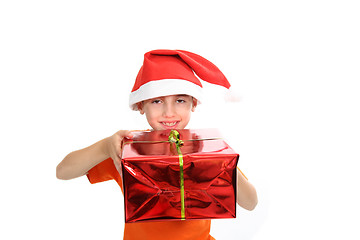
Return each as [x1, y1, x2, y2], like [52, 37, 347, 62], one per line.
[178, 107, 192, 123]
[143, 107, 163, 126]
[145, 111, 157, 123]
[181, 104, 193, 116]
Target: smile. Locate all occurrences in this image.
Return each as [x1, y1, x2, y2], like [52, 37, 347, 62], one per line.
[160, 121, 179, 128]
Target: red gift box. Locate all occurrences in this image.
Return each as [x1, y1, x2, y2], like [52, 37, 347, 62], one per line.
[121, 129, 238, 223]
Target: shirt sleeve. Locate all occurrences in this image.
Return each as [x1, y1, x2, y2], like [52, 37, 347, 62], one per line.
[87, 158, 122, 187]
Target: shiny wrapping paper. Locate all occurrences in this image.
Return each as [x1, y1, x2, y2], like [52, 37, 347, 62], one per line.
[121, 129, 238, 223]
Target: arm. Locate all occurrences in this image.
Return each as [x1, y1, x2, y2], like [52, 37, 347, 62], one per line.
[236, 167, 258, 210]
[56, 130, 133, 180]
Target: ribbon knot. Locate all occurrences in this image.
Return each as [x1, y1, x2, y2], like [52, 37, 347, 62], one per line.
[168, 130, 184, 146]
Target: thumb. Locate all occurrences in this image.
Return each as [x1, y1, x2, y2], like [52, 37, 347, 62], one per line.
[124, 131, 134, 139]
[118, 130, 133, 139]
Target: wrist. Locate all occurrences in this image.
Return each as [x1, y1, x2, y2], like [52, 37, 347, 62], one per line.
[100, 137, 111, 159]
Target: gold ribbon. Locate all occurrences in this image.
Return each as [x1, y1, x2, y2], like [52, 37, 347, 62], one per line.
[168, 130, 185, 220]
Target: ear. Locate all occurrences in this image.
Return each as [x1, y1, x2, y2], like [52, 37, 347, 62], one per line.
[191, 98, 198, 112]
[137, 102, 145, 115]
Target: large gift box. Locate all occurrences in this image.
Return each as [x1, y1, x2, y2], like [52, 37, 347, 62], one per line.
[121, 129, 238, 223]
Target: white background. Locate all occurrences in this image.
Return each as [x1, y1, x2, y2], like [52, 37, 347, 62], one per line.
[1, 1, 359, 239]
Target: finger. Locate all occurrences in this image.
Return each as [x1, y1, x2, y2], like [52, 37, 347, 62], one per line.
[122, 130, 133, 139]
[126, 131, 134, 139]
[118, 131, 132, 159]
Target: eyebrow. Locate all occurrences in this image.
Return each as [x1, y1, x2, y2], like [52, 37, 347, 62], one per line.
[175, 94, 191, 97]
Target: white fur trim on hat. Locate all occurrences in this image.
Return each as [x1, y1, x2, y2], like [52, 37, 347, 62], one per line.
[129, 79, 203, 110]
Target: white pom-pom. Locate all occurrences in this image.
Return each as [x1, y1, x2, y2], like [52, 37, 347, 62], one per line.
[224, 87, 242, 102]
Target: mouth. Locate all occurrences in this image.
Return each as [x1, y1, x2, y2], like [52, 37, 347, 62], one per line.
[160, 121, 180, 129]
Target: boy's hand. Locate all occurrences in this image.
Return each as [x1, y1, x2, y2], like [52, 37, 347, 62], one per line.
[106, 130, 133, 175]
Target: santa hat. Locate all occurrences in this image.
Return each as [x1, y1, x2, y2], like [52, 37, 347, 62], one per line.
[129, 49, 232, 110]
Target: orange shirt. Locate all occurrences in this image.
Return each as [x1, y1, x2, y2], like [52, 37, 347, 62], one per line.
[87, 158, 215, 240]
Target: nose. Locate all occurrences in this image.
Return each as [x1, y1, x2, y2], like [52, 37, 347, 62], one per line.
[162, 102, 176, 118]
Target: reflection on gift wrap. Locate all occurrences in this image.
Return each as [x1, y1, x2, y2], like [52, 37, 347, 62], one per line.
[121, 129, 238, 223]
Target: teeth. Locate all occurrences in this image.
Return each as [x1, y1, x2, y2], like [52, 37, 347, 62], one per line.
[162, 122, 177, 126]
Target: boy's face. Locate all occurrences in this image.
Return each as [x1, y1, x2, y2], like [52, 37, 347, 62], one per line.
[138, 95, 197, 130]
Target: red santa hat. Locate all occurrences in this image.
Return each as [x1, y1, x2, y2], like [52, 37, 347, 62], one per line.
[129, 49, 232, 110]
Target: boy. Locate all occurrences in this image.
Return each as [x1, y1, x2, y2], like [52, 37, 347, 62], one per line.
[56, 49, 258, 240]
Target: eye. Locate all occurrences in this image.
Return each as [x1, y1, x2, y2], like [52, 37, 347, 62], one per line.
[151, 99, 163, 104]
[176, 98, 186, 103]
